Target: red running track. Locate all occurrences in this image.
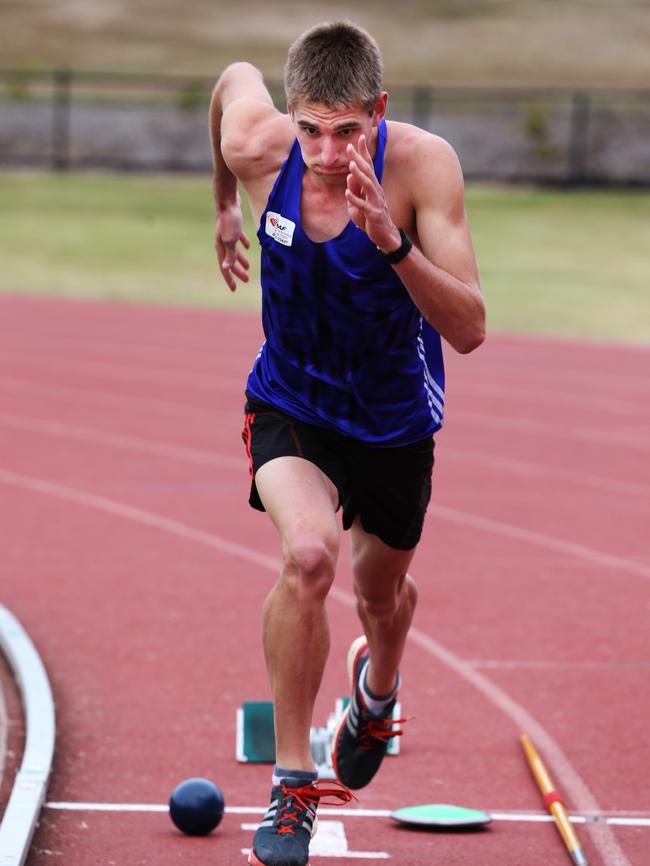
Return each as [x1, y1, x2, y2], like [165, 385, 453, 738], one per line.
[0, 295, 649, 866]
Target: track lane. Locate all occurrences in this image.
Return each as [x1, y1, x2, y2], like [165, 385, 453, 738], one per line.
[2, 296, 636, 863]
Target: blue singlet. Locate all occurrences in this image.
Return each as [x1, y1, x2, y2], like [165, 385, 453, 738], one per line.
[246, 119, 445, 445]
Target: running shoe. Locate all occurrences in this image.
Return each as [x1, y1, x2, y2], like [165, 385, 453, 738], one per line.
[249, 777, 353, 866]
[331, 636, 405, 790]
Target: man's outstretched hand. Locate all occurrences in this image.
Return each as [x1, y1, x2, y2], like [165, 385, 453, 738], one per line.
[215, 194, 251, 291]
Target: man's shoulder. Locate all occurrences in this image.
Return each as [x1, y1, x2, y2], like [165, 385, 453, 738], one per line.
[222, 100, 294, 179]
[385, 120, 464, 207]
[386, 121, 460, 171]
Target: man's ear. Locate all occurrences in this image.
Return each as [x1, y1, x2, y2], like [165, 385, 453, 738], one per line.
[372, 92, 388, 126]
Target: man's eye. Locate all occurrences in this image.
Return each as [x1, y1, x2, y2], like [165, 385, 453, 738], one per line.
[339, 129, 353, 137]
[305, 127, 318, 136]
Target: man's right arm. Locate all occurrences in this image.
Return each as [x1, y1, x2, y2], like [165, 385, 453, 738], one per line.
[209, 62, 286, 290]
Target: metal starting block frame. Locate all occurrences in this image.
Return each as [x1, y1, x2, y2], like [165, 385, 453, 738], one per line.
[236, 696, 401, 780]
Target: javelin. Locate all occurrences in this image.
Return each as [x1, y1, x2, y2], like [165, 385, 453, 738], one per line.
[520, 733, 590, 866]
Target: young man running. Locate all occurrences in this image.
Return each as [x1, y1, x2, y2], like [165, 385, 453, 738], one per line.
[210, 21, 484, 866]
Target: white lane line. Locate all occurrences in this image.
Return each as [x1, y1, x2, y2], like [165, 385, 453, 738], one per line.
[428, 503, 650, 581]
[444, 448, 650, 500]
[0, 605, 56, 866]
[455, 381, 650, 418]
[0, 350, 240, 390]
[2, 419, 649, 582]
[453, 409, 650, 452]
[0, 377, 218, 422]
[0, 471, 278, 572]
[0, 326, 253, 368]
[42, 803, 650, 828]
[0, 471, 631, 866]
[3, 413, 647, 505]
[466, 660, 650, 671]
[0, 414, 240, 469]
[398, 620, 632, 866]
[5, 350, 649, 420]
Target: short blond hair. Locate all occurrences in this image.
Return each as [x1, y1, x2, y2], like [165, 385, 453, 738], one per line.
[284, 21, 383, 113]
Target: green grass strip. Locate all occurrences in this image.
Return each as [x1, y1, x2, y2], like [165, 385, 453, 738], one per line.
[1, 171, 648, 343]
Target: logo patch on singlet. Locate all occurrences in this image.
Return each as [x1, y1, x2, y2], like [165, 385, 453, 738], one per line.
[265, 211, 295, 247]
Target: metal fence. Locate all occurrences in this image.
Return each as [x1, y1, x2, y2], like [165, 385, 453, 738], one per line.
[1, 69, 649, 184]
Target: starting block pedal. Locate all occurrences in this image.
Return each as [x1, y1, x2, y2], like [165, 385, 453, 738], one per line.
[236, 696, 402, 778]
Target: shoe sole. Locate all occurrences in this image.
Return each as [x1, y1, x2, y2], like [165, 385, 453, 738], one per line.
[247, 815, 318, 866]
[330, 636, 368, 780]
[249, 851, 311, 866]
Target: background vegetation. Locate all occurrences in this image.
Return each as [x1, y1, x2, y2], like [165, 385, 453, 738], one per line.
[2, 172, 648, 343]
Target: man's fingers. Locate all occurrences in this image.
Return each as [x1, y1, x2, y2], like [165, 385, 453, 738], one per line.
[216, 237, 237, 291]
[349, 161, 380, 202]
[346, 169, 363, 198]
[230, 263, 250, 282]
[345, 188, 367, 210]
[240, 231, 251, 250]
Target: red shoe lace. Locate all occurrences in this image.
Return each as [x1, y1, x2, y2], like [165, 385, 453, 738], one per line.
[277, 780, 356, 836]
[360, 715, 411, 750]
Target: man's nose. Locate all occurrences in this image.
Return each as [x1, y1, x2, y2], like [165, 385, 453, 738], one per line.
[320, 137, 339, 166]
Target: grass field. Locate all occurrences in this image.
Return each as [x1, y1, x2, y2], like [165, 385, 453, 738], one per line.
[1, 171, 648, 344]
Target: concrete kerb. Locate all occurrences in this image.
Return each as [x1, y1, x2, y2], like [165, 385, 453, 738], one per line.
[0, 604, 55, 866]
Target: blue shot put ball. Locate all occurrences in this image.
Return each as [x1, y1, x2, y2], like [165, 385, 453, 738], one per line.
[169, 777, 225, 836]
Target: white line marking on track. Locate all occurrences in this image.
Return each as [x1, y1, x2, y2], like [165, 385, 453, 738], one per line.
[0, 471, 632, 866]
[0, 377, 217, 422]
[427, 503, 650, 581]
[42, 803, 650, 828]
[455, 380, 650, 418]
[3, 412, 647, 505]
[397, 620, 633, 866]
[0, 470, 279, 571]
[454, 409, 650, 451]
[0, 413, 240, 469]
[444, 448, 650, 500]
[466, 659, 650, 671]
[0, 350, 240, 390]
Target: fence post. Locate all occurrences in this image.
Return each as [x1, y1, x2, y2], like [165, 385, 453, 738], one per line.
[567, 91, 591, 183]
[51, 69, 72, 171]
[412, 85, 434, 131]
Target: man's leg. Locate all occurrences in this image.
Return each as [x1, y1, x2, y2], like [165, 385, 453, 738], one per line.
[349, 518, 418, 696]
[331, 519, 418, 789]
[254, 455, 340, 771]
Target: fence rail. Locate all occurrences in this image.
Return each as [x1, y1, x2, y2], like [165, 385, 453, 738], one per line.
[1, 69, 649, 184]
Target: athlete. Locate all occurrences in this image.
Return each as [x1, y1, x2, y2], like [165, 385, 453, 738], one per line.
[210, 21, 484, 866]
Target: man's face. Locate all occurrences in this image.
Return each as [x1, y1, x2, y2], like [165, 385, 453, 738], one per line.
[289, 95, 387, 182]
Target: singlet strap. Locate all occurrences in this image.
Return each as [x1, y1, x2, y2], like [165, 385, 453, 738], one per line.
[373, 119, 387, 183]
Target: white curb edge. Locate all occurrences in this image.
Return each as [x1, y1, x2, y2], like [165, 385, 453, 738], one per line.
[0, 604, 56, 866]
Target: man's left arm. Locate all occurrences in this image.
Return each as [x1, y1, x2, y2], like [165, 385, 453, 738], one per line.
[346, 134, 485, 354]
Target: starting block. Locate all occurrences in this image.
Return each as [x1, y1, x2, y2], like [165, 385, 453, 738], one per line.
[236, 696, 402, 780]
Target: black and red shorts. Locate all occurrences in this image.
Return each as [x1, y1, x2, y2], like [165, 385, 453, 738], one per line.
[241, 396, 434, 551]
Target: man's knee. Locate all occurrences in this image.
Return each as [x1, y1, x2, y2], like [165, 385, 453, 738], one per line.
[282, 532, 338, 600]
[356, 589, 400, 623]
[355, 572, 417, 623]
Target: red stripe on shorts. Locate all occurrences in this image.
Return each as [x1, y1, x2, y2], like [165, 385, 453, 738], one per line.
[242, 412, 256, 478]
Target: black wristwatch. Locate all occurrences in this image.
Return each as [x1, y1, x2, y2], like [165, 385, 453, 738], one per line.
[379, 228, 412, 264]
